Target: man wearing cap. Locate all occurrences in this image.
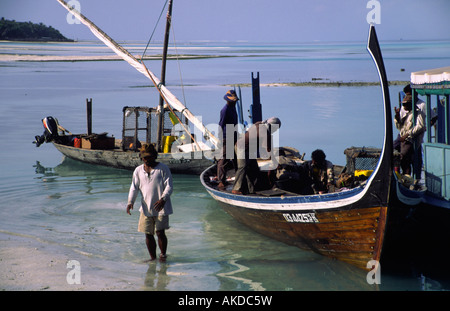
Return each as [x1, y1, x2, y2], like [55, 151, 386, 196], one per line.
[394, 94, 425, 178]
[217, 90, 239, 189]
[233, 117, 281, 194]
[397, 85, 437, 184]
[127, 143, 173, 262]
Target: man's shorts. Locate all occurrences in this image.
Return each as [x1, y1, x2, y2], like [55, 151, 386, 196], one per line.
[138, 213, 169, 235]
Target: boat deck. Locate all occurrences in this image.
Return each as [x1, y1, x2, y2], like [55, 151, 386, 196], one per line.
[203, 163, 349, 198]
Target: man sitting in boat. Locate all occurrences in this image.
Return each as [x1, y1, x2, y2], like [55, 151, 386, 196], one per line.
[301, 149, 335, 195]
[272, 150, 305, 194]
[232, 117, 281, 195]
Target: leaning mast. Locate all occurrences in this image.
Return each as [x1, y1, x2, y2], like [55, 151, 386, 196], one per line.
[56, 0, 219, 149]
[156, 0, 173, 152]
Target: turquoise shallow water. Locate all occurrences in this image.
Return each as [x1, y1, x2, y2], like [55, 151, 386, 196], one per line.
[1, 40, 449, 291]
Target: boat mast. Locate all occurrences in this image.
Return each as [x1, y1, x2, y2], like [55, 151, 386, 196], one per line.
[56, 0, 220, 149]
[156, 0, 173, 152]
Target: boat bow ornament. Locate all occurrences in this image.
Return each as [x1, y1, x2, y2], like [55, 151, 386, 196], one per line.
[56, 0, 219, 150]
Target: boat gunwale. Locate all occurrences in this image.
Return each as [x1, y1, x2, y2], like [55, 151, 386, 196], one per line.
[52, 141, 212, 159]
[200, 164, 374, 211]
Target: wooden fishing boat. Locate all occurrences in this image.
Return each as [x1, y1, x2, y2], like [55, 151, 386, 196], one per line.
[52, 140, 212, 175]
[46, 101, 215, 174]
[37, 0, 219, 174]
[394, 66, 450, 209]
[200, 25, 393, 270]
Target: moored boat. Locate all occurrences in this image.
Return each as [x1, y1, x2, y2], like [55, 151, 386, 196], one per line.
[52, 140, 212, 175]
[35, 0, 219, 174]
[200, 25, 393, 270]
[394, 66, 450, 209]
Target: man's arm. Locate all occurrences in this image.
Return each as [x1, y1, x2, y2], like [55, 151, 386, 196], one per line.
[126, 169, 140, 215]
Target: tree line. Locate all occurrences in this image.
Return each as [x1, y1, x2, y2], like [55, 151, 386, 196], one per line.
[0, 18, 73, 41]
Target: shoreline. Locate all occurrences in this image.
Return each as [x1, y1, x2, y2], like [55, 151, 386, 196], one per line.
[130, 80, 410, 88]
[0, 54, 226, 62]
[0, 231, 142, 291]
[229, 80, 410, 87]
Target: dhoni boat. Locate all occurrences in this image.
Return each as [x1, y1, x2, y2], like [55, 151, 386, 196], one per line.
[34, 0, 218, 174]
[201, 25, 394, 270]
[394, 66, 450, 209]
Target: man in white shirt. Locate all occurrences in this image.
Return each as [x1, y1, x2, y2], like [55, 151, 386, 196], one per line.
[127, 143, 173, 262]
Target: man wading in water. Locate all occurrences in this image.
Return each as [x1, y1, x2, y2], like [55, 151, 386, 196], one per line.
[127, 143, 173, 262]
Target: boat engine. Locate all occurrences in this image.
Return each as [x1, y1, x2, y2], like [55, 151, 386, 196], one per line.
[33, 116, 59, 147]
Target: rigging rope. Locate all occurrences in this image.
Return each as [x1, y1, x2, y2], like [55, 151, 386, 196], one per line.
[140, 0, 169, 63]
[140, 0, 187, 109]
[140, 1, 190, 134]
[170, 23, 188, 108]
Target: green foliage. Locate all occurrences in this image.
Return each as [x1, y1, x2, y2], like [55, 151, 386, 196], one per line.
[0, 17, 72, 41]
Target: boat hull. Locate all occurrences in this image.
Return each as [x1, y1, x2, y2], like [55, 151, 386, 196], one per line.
[393, 172, 450, 209]
[202, 165, 388, 270]
[395, 181, 426, 206]
[220, 201, 386, 269]
[53, 142, 213, 174]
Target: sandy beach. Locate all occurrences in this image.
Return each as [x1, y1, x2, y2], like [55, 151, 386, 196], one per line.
[0, 231, 144, 291]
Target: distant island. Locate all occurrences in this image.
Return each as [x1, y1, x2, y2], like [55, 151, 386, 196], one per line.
[0, 18, 73, 42]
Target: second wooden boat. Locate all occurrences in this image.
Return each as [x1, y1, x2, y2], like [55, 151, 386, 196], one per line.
[36, 0, 219, 174]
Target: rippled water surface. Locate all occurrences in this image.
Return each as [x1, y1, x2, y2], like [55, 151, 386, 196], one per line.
[1, 40, 450, 291]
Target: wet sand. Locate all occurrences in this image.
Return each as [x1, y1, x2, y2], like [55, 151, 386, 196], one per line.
[0, 231, 142, 291]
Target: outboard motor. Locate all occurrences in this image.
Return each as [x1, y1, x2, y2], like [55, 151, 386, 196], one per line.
[34, 116, 59, 147]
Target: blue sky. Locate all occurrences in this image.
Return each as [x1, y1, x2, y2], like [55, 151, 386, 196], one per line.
[1, 0, 449, 42]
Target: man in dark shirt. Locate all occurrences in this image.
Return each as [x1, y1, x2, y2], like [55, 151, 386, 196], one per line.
[217, 90, 238, 189]
[233, 117, 281, 194]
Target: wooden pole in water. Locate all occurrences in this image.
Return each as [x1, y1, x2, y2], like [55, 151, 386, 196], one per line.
[251, 72, 262, 123]
[86, 98, 92, 135]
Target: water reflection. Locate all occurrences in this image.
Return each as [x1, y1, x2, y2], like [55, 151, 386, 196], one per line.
[381, 201, 450, 290]
[31, 157, 450, 291]
[33, 158, 132, 198]
[217, 258, 266, 291]
[144, 262, 169, 291]
[34, 157, 132, 180]
[201, 201, 377, 290]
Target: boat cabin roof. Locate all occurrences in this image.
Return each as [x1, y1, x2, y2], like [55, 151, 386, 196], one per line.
[408, 67, 450, 201]
[411, 66, 450, 95]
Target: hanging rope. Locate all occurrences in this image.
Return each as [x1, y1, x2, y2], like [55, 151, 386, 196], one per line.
[170, 22, 188, 108]
[140, 0, 169, 63]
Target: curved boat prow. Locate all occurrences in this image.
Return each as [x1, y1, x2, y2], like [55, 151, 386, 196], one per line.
[366, 24, 393, 206]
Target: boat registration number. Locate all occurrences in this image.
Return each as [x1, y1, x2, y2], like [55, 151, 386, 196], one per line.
[283, 213, 319, 223]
